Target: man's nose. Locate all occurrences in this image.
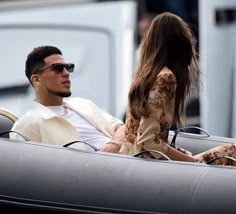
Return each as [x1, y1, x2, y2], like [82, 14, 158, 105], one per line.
[62, 68, 70, 76]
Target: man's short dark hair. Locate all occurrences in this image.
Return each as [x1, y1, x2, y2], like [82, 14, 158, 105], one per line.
[25, 46, 62, 84]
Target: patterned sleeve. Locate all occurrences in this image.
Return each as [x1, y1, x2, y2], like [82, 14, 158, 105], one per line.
[136, 71, 176, 159]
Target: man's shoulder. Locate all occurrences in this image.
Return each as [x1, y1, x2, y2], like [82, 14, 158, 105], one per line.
[17, 108, 42, 123]
[11, 109, 41, 131]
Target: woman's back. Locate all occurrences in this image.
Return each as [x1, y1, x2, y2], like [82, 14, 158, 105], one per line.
[120, 67, 176, 158]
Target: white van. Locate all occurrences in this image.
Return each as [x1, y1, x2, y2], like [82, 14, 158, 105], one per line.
[0, 0, 137, 120]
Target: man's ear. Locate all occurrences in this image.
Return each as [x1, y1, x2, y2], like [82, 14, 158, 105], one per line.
[31, 74, 40, 85]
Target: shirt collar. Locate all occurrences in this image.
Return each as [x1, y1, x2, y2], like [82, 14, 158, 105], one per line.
[33, 101, 60, 120]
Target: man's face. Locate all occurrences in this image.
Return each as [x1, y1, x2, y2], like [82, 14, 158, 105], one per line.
[34, 54, 72, 98]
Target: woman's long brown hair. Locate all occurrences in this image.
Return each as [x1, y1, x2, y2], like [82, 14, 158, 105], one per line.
[129, 12, 199, 126]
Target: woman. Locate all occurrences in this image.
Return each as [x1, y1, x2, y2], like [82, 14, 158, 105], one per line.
[120, 12, 236, 165]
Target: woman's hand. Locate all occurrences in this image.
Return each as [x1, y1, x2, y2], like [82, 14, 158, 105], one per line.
[99, 142, 120, 153]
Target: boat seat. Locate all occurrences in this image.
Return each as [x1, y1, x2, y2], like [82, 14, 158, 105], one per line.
[0, 108, 18, 138]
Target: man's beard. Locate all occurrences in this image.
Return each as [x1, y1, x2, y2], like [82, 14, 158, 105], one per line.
[47, 88, 71, 97]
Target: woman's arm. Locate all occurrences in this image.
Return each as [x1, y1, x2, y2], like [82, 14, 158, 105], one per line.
[165, 146, 196, 162]
[99, 125, 125, 153]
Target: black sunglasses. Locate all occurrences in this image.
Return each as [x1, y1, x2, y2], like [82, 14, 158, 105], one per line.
[36, 63, 75, 74]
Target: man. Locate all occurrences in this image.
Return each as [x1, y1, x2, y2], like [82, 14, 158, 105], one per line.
[11, 46, 125, 153]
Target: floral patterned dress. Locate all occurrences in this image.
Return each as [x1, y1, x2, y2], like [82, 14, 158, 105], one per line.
[120, 67, 236, 165]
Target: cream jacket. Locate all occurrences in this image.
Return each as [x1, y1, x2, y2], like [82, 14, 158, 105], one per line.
[11, 97, 123, 150]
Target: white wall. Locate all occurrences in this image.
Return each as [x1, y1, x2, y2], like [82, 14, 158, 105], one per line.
[199, 0, 236, 137]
